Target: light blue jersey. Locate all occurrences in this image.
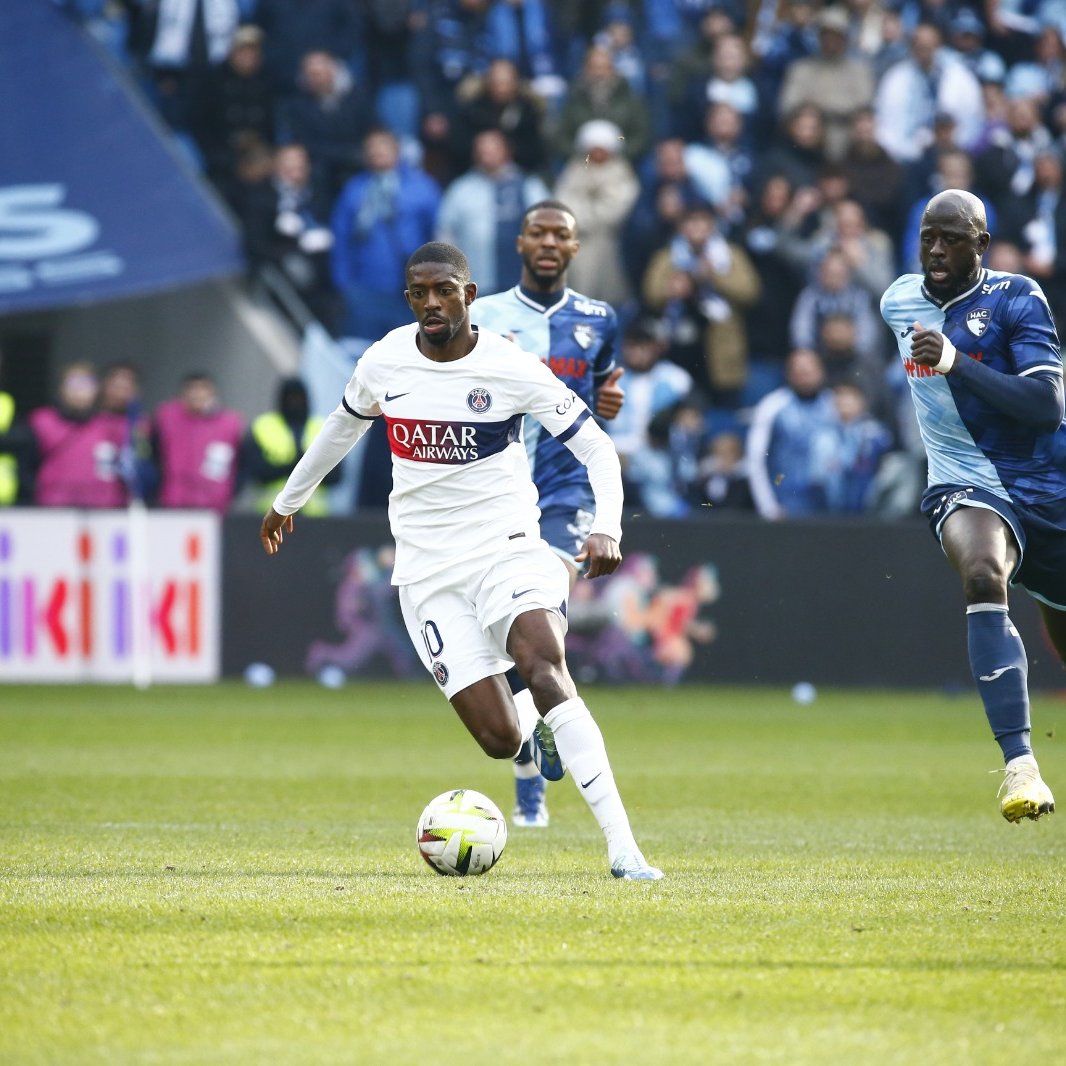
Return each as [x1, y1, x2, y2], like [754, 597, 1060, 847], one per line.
[471, 286, 617, 523]
[880, 269, 1065, 506]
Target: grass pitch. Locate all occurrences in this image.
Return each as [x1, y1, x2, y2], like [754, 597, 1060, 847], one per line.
[2, 682, 1065, 1065]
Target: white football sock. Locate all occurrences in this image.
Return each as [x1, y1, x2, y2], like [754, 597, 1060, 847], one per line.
[512, 687, 539, 743]
[543, 697, 639, 862]
[512, 688, 541, 777]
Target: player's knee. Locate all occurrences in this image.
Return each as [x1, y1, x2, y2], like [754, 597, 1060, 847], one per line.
[962, 559, 1011, 604]
[473, 720, 523, 760]
[520, 658, 571, 709]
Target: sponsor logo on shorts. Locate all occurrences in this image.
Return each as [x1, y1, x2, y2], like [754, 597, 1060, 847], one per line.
[432, 660, 449, 686]
[933, 488, 975, 523]
[466, 387, 492, 413]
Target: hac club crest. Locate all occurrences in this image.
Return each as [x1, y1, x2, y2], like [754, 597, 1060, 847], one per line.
[573, 324, 596, 350]
[466, 387, 492, 413]
[966, 308, 991, 337]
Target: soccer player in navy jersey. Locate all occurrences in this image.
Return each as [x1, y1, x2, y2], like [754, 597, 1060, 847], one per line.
[880, 189, 1064, 821]
[471, 201, 626, 828]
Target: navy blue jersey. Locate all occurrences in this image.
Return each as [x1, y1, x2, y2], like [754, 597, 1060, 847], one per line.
[472, 286, 618, 514]
[881, 268, 1066, 506]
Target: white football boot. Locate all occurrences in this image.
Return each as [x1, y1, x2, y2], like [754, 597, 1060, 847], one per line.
[610, 851, 664, 881]
[998, 754, 1056, 823]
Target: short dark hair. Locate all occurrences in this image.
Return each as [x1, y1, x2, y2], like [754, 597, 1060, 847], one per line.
[521, 199, 577, 229]
[405, 242, 471, 284]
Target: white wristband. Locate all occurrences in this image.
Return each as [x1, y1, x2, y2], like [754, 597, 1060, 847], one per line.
[934, 336, 957, 374]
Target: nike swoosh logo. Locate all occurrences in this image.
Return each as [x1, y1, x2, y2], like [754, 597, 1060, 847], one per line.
[511, 588, 536, 599]
[580, 773, 602, 789]
[979, 666, 1018, 682]
[384, 391, 410, 401]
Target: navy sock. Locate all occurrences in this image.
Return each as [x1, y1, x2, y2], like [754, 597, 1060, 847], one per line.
[966, 604, 1031, 762]
[504, 666, 527, 696]
[506, 668, 535, 765]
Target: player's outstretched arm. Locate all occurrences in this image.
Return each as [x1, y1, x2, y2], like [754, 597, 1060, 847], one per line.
[575, 533, 621, 579]
[260, 510, 294, 556]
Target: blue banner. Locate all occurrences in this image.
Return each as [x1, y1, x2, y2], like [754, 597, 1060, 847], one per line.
[0, 2, 244, 314]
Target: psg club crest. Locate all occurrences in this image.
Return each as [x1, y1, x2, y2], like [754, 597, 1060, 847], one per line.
[966, 308, 991, 337]
[573, 324, 596, 350]
[432, 661, 449, 687]
[466, 387, 492, 413]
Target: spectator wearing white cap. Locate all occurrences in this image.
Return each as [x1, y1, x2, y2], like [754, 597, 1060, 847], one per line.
[553, 119, 640, 308]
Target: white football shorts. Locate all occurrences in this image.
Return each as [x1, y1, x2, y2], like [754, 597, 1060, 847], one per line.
[398, 538, 570, 699]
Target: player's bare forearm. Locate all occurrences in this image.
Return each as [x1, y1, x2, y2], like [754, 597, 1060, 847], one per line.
[575, 533, 621, 579]
[260, 510, 294, 556]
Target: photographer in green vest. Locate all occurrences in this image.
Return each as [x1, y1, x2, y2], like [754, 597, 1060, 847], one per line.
[243, 377, 340, 515]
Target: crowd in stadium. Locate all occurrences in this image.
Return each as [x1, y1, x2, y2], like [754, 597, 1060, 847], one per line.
[25, 0, 1066, 520]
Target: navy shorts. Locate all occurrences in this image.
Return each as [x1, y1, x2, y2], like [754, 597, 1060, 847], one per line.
[921, 484, 1066, 610]
[538, 503, 594, 569]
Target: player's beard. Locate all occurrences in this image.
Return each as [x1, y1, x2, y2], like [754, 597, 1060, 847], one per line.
[923, 270, 957, 300]
[522, 254, 565, 290]
[420, 317, 457, 346]
[924, 260, 978, 302]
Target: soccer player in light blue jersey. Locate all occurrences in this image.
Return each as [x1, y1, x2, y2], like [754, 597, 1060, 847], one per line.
[472, 201, 625, 828]
[880, 189, 1065, 821]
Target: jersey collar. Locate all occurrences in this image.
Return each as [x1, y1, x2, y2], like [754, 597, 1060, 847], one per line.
[921, 268, 987, 310]
[513, 285, 571, 319]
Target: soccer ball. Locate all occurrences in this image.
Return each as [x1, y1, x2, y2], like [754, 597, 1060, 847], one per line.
[416, 789, 507, 876]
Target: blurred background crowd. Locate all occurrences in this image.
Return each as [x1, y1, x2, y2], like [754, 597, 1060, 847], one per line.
[11, 0, 1066, 522]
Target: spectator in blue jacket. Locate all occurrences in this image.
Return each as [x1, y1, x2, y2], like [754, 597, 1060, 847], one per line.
[436, 129, 550, 296]
[330, 128, 441, 339]
[745, 347, 838, 520]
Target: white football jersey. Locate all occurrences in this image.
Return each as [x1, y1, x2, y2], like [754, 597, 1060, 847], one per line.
[343, 324, 596, 584]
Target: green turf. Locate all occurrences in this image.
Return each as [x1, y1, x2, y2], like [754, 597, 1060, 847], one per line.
[1, 682, 1064, 1065]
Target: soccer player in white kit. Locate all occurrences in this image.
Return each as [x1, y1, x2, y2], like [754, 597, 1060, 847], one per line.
[260, 242, 662, 880]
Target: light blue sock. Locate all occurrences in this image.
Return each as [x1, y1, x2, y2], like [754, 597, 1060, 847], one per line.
[966, 604, 1031, 763]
